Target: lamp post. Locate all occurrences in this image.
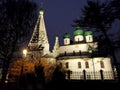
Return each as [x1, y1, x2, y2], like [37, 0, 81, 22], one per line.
[21, 49, 27, 75]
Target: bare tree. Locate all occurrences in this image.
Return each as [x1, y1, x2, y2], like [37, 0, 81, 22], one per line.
[0, 0, 37, 84]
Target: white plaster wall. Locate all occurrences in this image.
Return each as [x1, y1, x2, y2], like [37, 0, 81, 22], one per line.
[43, 43, 50, 55]
[58, 58, 93, 72]
[59, 42, 98, 54]
[57, 57, 114, 80]
[59, 57, 112, 72]
[93, 57, 113, 71]
[59, 44, 88, 54]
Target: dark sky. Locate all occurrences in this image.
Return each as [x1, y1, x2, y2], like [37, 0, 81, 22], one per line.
[32, 0, 120, 62]
[33, 0, 120, 52]
[34, 0, 88, 50]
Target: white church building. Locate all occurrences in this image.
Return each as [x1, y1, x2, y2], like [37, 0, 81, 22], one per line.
[27, 8, 115, 80]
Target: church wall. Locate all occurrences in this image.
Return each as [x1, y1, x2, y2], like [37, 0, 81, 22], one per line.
[58, 57, 113, 72]
[59, 42, 97, 54]
[93, 57, 113, 71]
[58, 58, 94, 72]
[57, 57, 114, 80]
[59, 44, 88, 54]
[43, 43, 50, 55]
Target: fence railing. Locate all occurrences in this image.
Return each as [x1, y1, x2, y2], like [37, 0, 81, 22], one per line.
[65, 70, 117, 80]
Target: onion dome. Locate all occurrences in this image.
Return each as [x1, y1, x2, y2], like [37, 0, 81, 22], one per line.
[85, 30, 93, 36]
[63, 33, 70, 38]
[73, 27, 84, 36]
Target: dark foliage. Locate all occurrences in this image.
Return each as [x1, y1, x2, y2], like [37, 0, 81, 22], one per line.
[73, 0, 120, 29]
[19, 73, 36, 88]
[35, 65, 45, 84]
[0, 0, 37, 84]
[51, 66, 66, 90]
[72, 0, 120, 81]
[73, 0, 120, 52]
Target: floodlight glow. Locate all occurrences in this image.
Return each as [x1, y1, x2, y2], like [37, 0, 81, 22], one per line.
[23, 49, 27, 57]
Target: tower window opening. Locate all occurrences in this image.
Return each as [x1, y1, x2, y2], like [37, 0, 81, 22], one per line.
[85, 61, 89, 68]
[89, 36, 91, 40]
[100, 61, 104, 68]
[59, 63, 62, 68]
[64, 51, 66, 56]
[66, 62, 69, 68]
[78, 38, 80, 42]
[73, 50, 75, 55]
[65, 39, 67, 44]
[79, 50, 81, 55]
[78, 62, 81, 68]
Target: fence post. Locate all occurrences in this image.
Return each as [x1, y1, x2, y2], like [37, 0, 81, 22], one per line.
[67, 70, 71, 80]
[100, 70, 104, 81]
[83, 70, 86, 81]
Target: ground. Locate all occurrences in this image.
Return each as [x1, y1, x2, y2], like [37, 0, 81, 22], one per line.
[0, 80, 120, 90]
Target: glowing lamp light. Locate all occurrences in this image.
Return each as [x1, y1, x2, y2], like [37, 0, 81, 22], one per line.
[23, 49, 27, 57]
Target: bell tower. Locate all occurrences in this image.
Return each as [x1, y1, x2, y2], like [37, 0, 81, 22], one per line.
[28, 7, 50, 56]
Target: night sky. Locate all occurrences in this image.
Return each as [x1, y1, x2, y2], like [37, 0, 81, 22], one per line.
[34, 0, 88, 50]
[33, 0, 120, 55]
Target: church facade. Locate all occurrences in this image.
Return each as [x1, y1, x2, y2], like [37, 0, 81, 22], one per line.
[27, 9, 115, 80]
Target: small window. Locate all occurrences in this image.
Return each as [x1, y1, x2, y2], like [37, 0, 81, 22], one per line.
[85, 61, 89, 68]
[73, 50, 75, 55]
[78, 62, 81, 68]
[89, 36, 91, 40]
[78, 38, 80, 42]
[100, 61, 104, 68]
[66, 62, 69, 68]
[79, 50, 81, 55]
[64, 51, 66, 56]
[59, 63, 62, 68]
[65, 39, 67, 43]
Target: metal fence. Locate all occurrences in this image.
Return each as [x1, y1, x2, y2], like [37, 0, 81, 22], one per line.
[65, 70, 117, 80]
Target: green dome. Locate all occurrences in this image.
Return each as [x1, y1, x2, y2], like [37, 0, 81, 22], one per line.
[73, 27, 84, 36]
[63, 33, 70, 38]
[85, 30, 93, 36]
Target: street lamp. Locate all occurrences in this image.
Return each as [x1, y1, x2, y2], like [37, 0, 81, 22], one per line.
[21, 49, 27, 75]
[23, 49, 27, 57]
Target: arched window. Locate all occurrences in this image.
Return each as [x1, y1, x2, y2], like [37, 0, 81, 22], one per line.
[73, 50, 75, 55]
[78, 62, 81, 68]
[78, 38, 80, 42]
[89, 36, 91, 40]
[100, 61, 104, 68]
[85, 61, 89, 68]
[66, 62, 69, 68]
[65, 39, 67, 43]
[79, 50, 81, 55]
[64, 51, 66, 56]
[59, 63, 62, 68]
